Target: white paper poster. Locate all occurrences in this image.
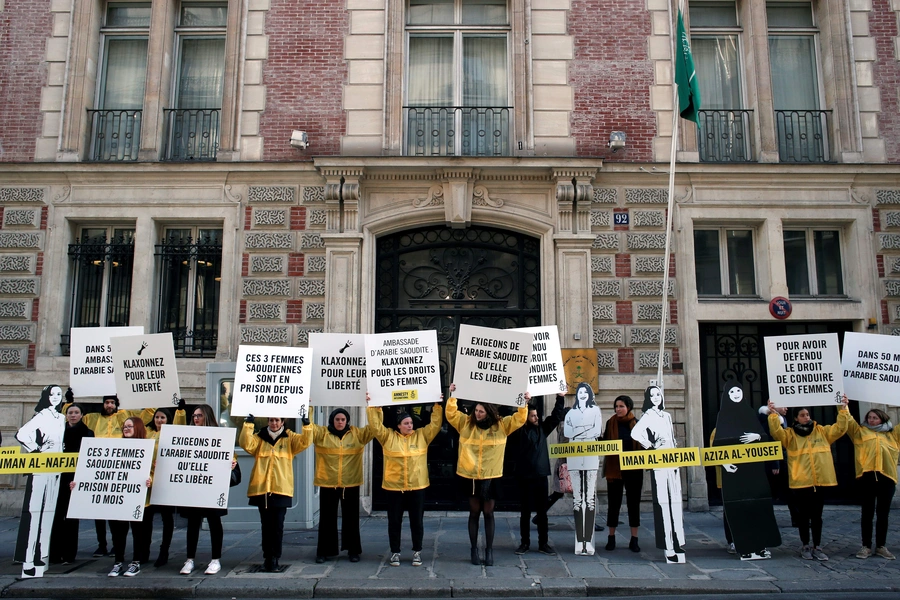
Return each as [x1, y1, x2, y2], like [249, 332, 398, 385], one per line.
[364, 330, 442, 407]
[513, 325, 568, 396]
[150, 425, 236, 509]
[231, 345, 312, 418]
[452, 324, 532, 408]
[69, 326, 144, 397]
[67, 437, 155, 521]
[110, 332, 181, 409]
[764, 333, 843, 407]
[841, 332, 900, 406]
[309, 333, 367, 407]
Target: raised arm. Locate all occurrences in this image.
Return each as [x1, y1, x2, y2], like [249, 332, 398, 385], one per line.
[239, 420, 262, 456]
[423, 404, 444, 444]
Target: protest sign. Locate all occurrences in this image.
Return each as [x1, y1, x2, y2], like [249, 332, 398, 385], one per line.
[618, 447, 702, 470]
[150, 425, 235, 509]
[67, 437, 155, 521]
[701, 442, 783, 467]
[0, 448, 77, 474]
[548, 440, 621, 458]
[764, 333, 843, 407]
[309, 333, 367, 406]
[70, 326, 144, 397]
[110, 332, 181, 409]
[841, 332, 900, 406]
[232, 345, 312, 417]
[513, 326, 568, 396]
[365, 330, 441, 407]
[452, 324, 532, 408]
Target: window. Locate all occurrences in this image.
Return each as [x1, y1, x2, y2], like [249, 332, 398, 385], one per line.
[66, 227, 136, 350]
[689, 1, 751, 162]
[89, 3, 151, 161]
[405, 0, 511, 156]
[694, 228, 756, 296]
[767, 2, 830, 162]
[782, 229, 844, 296]
[155, 227, 222, 356]
[163, 3, 227, 161]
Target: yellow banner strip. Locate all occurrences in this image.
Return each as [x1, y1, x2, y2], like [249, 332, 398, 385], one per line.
[701, 442, 783, 466]
[548, 440, 622, 457]
[0, 449, 78, 474]
[619, 447, 702, 470]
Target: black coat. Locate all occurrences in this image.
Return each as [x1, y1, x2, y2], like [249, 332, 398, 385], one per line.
[62, 420, 94, 453]
[511, 396, 565, 477]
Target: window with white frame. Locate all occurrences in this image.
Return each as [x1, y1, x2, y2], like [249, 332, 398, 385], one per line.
[782, 229, 844, 296]
[155, 227, 222, 356]
[693, 228, 756, 296]
[405, 0, 511, 156]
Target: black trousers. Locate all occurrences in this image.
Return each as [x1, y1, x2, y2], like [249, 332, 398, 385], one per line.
[517, 477, 548, 546]
[317, 486, 361, 557]
[385, 489, 425, 553]
[257, 506, 287, 559]
[186, 515, 223, 559]
[606, 472, 643, 528]
[49, 474, 78, 562]
[859, 471, 896, 548]
[110, 519, 148, 563]
[792, 487, 825, 547]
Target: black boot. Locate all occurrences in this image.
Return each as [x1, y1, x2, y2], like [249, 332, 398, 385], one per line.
[154, 546, 169, 568]
[484, 548, 493, 566]
[606, 535, 616, 551]
[629, 537, 640, 553]
[470, 547, 480, 565]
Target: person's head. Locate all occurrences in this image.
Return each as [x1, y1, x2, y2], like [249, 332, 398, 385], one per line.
[866, 408, 891, 427]
[727, 386, 743, 403]
[794, 407, 812, 425]
[65, 403, 84, 426]
[190, 404, 217, 427]
[102, 395, 119, 416]
[614, 395, 633, 418]
[34, 384, 64, 413]
[122, 417, 146, 439]
[527, 405, 539, 425]
[574, 383, 595, 409]
[776, 406, 787, 416]
[329, 408, 350, 432]
[396, 412, 414, 436]
[148, 408, 172, 432]
[641, 385, 665, 412]
[468, 402, 500, 427]
[267, 417, 284, 432]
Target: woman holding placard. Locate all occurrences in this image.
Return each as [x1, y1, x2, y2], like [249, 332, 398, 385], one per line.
[845, 400, 900, 560]
[446, 383, 528, 566]
[142, 403, 185, 568]
[240, 414, 311, 572]
[308, 408, 376, 564]
[366, 392, 444, 568]
[767, 397, 850, 561]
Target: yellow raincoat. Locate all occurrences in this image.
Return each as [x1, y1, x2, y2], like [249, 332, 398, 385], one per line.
[240, 422, 312, 498]
[769, 409, 850, 489]
[846, 415, 900, 483]
[70, 406, 156, 439]
[446, 397, 526, 480]
[367, 405, 443, 491]
[308, 420, 376, 488]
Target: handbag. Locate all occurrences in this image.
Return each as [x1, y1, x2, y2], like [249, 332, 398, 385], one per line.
[229, 461, 242, 487]
[557, 461, 573, 494]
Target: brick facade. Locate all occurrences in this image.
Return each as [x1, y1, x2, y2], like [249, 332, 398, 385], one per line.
[870, 0, 900, 162]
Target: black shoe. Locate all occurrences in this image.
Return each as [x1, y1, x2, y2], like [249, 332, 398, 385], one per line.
[470, 548, 480, 565]
[606, 536, 616, 551]
[108, 547, 118, 558]
[531, 515, 538, 525]
[93, 546, 108, 558]
[515, 543, 529, 555]
[484, 548, 493, 566]
[595, 523, 604, 531]
[538, 543, 556, 556]
[272, 559, 280, 571]
[154, 548, 169, 568]
[315, 555, 325, 564]
[349, 554, 360, 563]
[263, 557, 275, 572]
[629, 537, 640, 553]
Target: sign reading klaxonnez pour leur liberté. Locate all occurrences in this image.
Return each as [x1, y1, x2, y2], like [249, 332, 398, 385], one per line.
[110, 332, 181, 410]
[150, 425, 236, 509]
[309, 333, 367, 407]
[365, 330, 441, 407]
[231, 345, 312, 418]
[452, 324, 532, 408]
[67, 437, 155, 521]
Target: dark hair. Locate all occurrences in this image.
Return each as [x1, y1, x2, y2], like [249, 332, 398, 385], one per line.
[865, 408, 891, 426]
[123, 417, 146, 439]
[65, 402, 85, 417]
[613, 395, 633, 412]
[147, 408, 173, 432]
[468, 402, 500, 428]
[34, 384, 64, 413]
[395, 411, 413, 432]
[793, 407, 810, 421]
[102, 394, 120, 408]
[573, 383, 596, 409]
[641, 385, 665, 412]
[189, 404, 218, 427]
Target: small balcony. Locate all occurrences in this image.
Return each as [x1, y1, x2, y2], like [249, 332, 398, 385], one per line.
[775, 109, 832, 163]
[697, 109, 754, 163]
[162, 108, 220, 161]
[405, 106, 511, 157]
[87, 109, 142, 162]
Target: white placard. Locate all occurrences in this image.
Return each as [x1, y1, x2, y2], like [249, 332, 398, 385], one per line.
[513, 325, 569, 396]
[67, 437, 155, 521]
[309, 333, 367, 406]
[69, 326, 144, 397]
[364, 330, 442, 407]
[110, 332, 181, 409]
[232, 345, 312, 418]
[764, 333, 844, 407]
[150, 425, 236, 509]
[452, 324, 532, 408]
[841, 332, 900, 406]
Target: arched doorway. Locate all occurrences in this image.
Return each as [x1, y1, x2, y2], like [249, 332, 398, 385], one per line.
[372, 225, 541, 510]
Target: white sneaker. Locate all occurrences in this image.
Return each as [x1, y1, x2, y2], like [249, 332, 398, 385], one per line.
[108, 562, 124, 577]
[727, 542, 736, 555]
[411, 551, 422, 567]
[584, 542, 595, 556]
[180, 559, 195, 575]
[204, 559, 221, 574]
[123, 561, 141, 577]
[389, 552, 400, 567]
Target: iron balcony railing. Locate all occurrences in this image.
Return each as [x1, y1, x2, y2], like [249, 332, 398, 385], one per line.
[775, 109, 832, 163]
[162, 108, 220, 161]
[87, 109, 142, 162]
[405, 106, 511, 157]
[697, 109, 754, 163]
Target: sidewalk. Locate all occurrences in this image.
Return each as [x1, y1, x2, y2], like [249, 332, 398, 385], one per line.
[1, 507, 899, 598]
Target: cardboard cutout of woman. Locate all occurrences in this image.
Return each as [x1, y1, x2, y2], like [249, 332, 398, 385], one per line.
[14, 384, 66, 578]
[713, 383, 781, 559]
[631, 385, 686, 563]
[563, 383, 603, 555]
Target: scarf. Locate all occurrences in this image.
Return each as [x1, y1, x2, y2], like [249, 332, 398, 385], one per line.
[603, 412, 636, 480]
[267, 426, 284, 440]
[864, 420, 894, 433]
[476, 417, 494, 430]
[792, 421, 814, 437]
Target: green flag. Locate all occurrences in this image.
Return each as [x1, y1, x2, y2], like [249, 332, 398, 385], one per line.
[675, 9, 701, 123]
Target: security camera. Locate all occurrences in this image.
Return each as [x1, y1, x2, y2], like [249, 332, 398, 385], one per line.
[608, 131, 626, 152]
[290, 130, 309, 149]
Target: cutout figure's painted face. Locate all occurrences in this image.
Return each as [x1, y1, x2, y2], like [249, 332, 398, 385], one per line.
[577, 387, 589, 403]
[49, 386, 63, 407]
[649, 387, 663, 407]
[728, 387, 743, 403]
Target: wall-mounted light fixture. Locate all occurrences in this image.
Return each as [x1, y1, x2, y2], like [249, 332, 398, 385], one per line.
[290, 130, 309, 150]
[608, 131, 626, 152]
